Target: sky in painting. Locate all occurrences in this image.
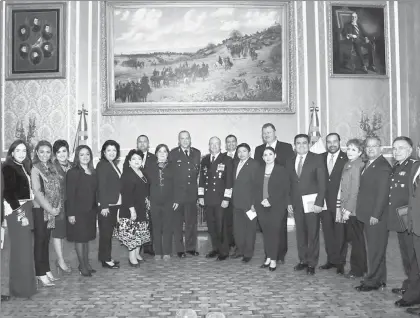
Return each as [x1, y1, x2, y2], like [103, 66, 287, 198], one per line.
[113, 6, 283, 55]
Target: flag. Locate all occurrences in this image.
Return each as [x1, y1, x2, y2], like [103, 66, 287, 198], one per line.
[73, 105, 88, 152]
[308, 103, 326, 154]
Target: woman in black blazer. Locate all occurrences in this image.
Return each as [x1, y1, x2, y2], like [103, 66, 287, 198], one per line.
[66, 145, 98, 277]
[96, 140, 122, 269]
[254, 147, 290, 271]
[114, 149, 150, 267]
[148, 144, 184, 260]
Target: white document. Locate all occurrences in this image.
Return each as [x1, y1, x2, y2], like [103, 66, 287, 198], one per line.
[302, 193, 327, 213]
[246, 209, 257, 220]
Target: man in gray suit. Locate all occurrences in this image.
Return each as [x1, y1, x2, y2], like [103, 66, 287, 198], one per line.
[355, 136, 391, 292]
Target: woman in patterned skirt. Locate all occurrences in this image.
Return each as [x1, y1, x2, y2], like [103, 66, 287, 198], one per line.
[115, 149, 151, 267]
[52, 139, 73, 274]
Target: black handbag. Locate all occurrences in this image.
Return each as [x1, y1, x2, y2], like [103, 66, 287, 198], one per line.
[396, 205, 409, 232]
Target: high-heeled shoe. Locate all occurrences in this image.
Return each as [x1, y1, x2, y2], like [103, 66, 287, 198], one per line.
[269, 266, 277, 272]
[55, 260, 71, 275]
[260, 258, 270, 268]
[36, 276, 55, 287]
[46, 271, 59, 282]
[78, 266, 92, 277]
[129, 259, 140, 268]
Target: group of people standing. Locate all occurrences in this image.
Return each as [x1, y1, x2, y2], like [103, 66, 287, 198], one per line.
[1, 123, 420, 317]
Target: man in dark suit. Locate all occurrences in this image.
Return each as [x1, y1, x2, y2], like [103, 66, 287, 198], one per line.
[319, 133, 348, 274]
[387, 137, 418, 298]
[341, 11, 375, 73]
[402, 152, 420, 314]
[355, 136, 391, 291]
[169, 131, 201, 258]
[199, 137, 233, 261]
[231, 143, 260, 262]
[286, 134, 327, 275]
[224, 134, 238, 251]
[254, 123, 294, 263]
[136, 134, 157, 256]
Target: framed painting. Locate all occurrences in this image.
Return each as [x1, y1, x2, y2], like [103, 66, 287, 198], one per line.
[101, 1, 296, 115]
[328, 2, 388, 78]
[6, 1, 67, 80]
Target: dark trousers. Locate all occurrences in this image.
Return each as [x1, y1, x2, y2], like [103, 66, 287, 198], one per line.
[233, 208, 257, 258]
[206, 205, 229, 256]
[321, 209, 347, 265]
[174, 202, 197, 252]
[276, 212, 288, 262]
[32, 208, 51, 276]
[293, 209, 320, 267]
[97, 205, 118, 262]
[363, 218, 389, 287]
[397, 231, 416, 290]
[346, 216, 367, 276]
[352, 41, 374, 67]
[150, 202, 174, 256]
[223, 204, 235, 247]
[402, 234, 420, 303]
[257, 207, 285, 260]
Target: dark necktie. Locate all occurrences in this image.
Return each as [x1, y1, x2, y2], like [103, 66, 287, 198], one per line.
[297, 156, 303, 178]
[211, 155, 215, 163]
[354, 24, 359, 35]
[185, 150, 189, 158]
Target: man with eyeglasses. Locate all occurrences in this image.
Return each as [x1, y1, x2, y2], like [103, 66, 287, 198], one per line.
[387, 137, 418, 304]
[355, 136, 391, 292]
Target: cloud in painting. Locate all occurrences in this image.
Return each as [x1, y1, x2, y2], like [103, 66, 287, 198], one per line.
[211, 8, 235, 18]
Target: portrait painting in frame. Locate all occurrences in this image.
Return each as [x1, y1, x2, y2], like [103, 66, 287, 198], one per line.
[101, 1, 296, 115]
[6, 1, 66, 80]
[328, 2, 388, 78]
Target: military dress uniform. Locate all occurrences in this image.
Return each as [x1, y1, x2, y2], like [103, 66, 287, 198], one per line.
[169, 146, 201, 255]
[198, 153, 233, 258]
[388, 158, 419, 292]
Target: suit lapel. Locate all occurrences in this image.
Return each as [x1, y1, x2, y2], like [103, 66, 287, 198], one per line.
[300, 152, 312, 178]
[330, 151, 346, 176]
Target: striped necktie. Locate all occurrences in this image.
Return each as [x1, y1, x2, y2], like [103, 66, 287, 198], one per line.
[353, 24, 359, 35]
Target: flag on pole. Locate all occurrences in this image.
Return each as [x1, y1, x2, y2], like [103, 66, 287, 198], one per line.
[308, 102, 326, 154]
[73, 104, 88, 152]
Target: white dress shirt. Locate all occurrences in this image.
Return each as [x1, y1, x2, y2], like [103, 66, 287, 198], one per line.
[295, 152, 308, 174]
[327, 152, 339, 169]
[142, 151, 148, 167]
[414, 166, 420, 184]
[227, 151, 236, 158]
[210, 152, 220, 162]
[266, 139, 278, 149]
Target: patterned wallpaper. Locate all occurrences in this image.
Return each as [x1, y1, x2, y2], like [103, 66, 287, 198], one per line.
[0, 1, 408, 156]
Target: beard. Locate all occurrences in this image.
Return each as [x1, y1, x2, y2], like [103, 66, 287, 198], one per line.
[328, 146, 339, 153]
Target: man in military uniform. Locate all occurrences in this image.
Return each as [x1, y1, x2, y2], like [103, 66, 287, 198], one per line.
[169, 131, 201, 258]
[388, 137, 418, 303]
[199, 137, 233, 261]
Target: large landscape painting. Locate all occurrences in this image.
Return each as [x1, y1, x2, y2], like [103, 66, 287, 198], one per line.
[102, 1, 294, 114]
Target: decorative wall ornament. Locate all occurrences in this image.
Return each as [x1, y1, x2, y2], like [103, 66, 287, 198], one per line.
[327, 1, 389, 78]
[5, 1, 67, 80]
[100, 0, 296, 115]
[15, 117, 37, 155]
[359, 110, 383, 139]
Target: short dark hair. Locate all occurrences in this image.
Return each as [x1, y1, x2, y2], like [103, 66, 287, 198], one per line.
[326, 133, 341, 143]
[294, 134, 310, 144]
[123, 149, 144, 171]
[393, 136, 413, 148]
[263, 146, 276, 155]
[53, 139, 69, 155]
[5, 139, 32, 174]
[262, 123, 276, 131]
[155, 144, 170, 156]
[137, 135, 149, 143]
[225, 134, 237, 143]
[73, 145, 95, 173]
[236, 143, 250, 153]
[33, 140, 53, 164]
[100, 140, 120, 162]
[346, 138, 364, 153]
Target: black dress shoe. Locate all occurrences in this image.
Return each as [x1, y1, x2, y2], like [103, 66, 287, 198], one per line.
[111, 259, 120, 265]
[1, 295, 10, 301]
[307, 266, 315, 275]
[294, 263, 308, 271]
[216, 255, 228, 261]
[319, 262, 335, 270]
[102, 261, 119, 269]
[177, 252, 186, 258]
[269, 266, 277, 272]
[242, 257, 251, 263]
[186, 250, 199, 256]
[206, 251, 218, 258]
[355, 284, 379, 292]
[336, 265, 344, 275]
[392, 288, 406, 295]
[406, 307, 420, 316]
[395, 299, 417, 308]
